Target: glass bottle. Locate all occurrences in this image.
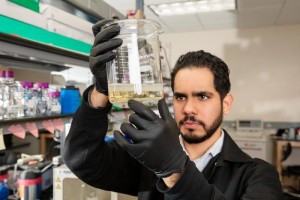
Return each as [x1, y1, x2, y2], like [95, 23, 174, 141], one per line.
[35, 82, 49, 116]
[21, 81, 36, 117]
[3, 70, 24, 119]
[0, 71, 5, 120]
[47, 91, 61, 115]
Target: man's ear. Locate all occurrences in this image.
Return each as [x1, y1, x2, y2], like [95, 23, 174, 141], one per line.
[223, 93, 233, 115]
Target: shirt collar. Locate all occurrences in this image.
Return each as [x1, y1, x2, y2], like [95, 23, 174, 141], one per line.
[179, 130, 224, 159]
[221, 130, 253, 162]
[208, 130, 224, 157]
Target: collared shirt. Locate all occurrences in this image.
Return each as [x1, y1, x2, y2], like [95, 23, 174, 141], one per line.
[179, 130, 225, 172]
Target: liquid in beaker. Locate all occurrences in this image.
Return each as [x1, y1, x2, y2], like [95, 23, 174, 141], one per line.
[105, 19, 164, 108]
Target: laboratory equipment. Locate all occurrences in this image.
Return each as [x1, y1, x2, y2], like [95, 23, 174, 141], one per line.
[104, 19, 164, 108]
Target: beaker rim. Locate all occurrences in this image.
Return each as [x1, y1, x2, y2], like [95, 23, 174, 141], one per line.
[103, 19, 164, 37]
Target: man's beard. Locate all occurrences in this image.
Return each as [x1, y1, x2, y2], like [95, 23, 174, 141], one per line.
[179, 108, 223, 144]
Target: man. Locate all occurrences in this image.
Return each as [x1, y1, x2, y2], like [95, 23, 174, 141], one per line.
[63, 19, 283, 200]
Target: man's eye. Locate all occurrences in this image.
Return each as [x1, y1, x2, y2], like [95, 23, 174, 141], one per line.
[199, 95, 208, 100]
[176, 96, 186, 101]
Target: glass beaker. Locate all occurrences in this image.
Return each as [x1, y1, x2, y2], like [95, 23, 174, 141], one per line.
[105, 19, 164, 108]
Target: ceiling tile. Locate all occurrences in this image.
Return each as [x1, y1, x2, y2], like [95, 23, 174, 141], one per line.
[237, 6, 282, 28]
[159, 14, 201, 26]
[144, 0, 186, 5]
[159, 15, 204, 32]
[197, 11, 237, 23]
[277, 0, 300, 25]
[284, 0, 300, 7]
[103, 0, 300, 33]
[237, 0, 285, 9]
[168, 24, 204, 33]
[197, 11, 238, 30]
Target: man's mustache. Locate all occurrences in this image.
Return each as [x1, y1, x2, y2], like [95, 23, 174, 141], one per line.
[179, 115, 205, 127]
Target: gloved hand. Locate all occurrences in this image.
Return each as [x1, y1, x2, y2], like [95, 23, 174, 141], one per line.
[114, 99, 188, 178]
[89, 19, 123, 95]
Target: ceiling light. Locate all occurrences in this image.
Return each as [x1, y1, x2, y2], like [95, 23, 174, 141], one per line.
[149, 0, 236, 16]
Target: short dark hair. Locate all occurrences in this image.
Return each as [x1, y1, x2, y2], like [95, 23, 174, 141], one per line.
[171, 50, 231, 100]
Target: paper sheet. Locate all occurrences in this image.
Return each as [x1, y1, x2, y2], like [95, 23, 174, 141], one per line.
[8, 124, 26, 139]
[53, 118, 64, 132]
[41, 120, 55, 134]
[0, 128, 6, 150]
[25, 122, 39, 137]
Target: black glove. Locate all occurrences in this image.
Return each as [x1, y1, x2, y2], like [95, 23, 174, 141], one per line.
[89, 19, 123, 95]
[113, 99, 188, 178]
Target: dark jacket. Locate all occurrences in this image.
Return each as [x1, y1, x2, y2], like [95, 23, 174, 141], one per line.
[63, 87, 283, 200]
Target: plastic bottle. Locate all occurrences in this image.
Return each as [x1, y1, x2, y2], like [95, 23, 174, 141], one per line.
[35, 82, 49, 116]
[3, 70, 24, 119]
[60, 86, 81, 114]
[20, 81, 36, 117]
[47, 91, 61, 115]
[0, 168, 9, 200]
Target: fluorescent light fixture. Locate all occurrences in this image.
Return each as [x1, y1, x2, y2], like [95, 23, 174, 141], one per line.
[149, 0, 236, 16]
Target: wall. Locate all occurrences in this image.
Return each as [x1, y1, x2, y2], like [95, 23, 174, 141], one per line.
[160, 24, 300, 122]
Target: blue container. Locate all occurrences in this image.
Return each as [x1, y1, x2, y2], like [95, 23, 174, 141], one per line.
[0, 168, 9, 200]
[60, 86, 81, 114]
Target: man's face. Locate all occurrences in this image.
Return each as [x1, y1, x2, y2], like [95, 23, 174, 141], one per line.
[173, 67, 223, 144]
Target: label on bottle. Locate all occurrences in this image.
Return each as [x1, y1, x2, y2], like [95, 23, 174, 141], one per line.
[51, 105, 61, 114]
[7, 105, 23, 113]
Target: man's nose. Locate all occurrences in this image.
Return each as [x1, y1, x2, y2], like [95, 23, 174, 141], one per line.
[183, 99, 197, 115]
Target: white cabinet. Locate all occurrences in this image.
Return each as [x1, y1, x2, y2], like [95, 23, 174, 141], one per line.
[229, 131, 274, 164]
[53, 165, 137, 200]
[235, 140, 269, 162]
